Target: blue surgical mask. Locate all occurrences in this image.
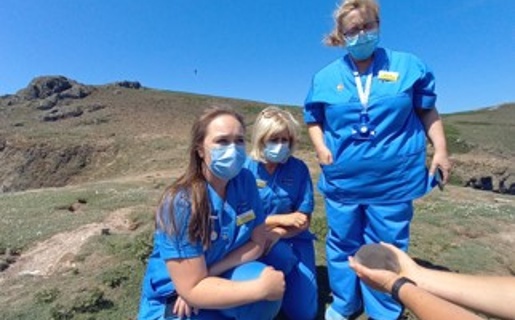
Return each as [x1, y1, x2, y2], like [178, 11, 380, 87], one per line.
[209, 144, 246, 180]
[346, 29, 379, 61]
[264, 142, 290, 163]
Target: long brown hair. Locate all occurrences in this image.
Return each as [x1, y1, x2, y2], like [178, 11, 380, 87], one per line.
[156, 107, 246, 248]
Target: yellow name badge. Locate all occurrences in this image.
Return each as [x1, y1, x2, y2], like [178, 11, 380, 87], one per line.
[378, 70, 399, 82]
[236, 210, 256, 226]
[256, 179, 267, 188]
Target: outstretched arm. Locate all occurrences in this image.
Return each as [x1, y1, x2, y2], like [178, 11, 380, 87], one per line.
[377, 243, 515, 320]
[349, 257, 482, 320]
[411, 263, 515, 319]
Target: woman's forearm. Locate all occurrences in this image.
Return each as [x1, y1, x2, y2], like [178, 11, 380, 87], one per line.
[307, 123, 326, 150]
[399, 282, 482, 320]
[185, 277, 264, 309]
[413, 268, 515, 319]
[417, 108, 448, 153]
[208, 241, 264, 277]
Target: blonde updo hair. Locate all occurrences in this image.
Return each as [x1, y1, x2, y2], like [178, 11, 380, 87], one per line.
[324, 0, 380, 47]
[249, 106, 300, 163]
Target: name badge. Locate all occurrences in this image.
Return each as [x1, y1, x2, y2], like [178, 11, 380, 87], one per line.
[256, 179, 267, 188]
[378, 70, 399, 82]
[236, 210, 256, 226]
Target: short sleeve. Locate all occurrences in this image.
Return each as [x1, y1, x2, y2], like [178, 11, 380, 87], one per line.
[157, 192, 203, 260]
[295, 161, 315, 215]
[303, 78, 326, 124]
[413, 57, 437, 110]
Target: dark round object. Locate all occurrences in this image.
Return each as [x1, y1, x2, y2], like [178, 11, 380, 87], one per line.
[354, 243, 400, 273]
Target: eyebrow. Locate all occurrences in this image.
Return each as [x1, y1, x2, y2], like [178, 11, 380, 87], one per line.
[214, 133, 245, 140]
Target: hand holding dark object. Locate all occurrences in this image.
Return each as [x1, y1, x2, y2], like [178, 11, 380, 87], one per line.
[354, 243, 401, 273]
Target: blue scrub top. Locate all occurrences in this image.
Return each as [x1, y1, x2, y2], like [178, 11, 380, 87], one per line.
[304, 47, 436, 204]
[141, 168, 265, 300]
[244, 156, 315, 240]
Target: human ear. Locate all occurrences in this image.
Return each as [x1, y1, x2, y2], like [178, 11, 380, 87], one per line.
[197, 146, 205, 159]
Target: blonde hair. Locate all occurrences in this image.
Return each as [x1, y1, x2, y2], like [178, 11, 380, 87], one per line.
[249, 106, 300, 163]
[324, 0, 380, 47]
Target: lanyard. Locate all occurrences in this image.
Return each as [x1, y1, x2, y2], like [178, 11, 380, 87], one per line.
[354, 71, 372, 112]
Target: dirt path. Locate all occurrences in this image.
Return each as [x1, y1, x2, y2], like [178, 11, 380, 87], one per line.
[0, 206, 137, 283]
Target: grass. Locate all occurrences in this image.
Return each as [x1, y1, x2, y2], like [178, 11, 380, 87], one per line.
[1, 179, 513, 319]
[1, 87, 514, 319]
[0, 181, 158, 252]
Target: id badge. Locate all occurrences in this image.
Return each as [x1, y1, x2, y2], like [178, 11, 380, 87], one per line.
[351, 123, 376, 140]
[236, 210, 256, 226]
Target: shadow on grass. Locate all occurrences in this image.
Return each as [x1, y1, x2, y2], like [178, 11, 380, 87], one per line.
[414, 257, 452, 272]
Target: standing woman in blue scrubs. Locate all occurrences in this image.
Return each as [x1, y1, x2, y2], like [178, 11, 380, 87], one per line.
[245, 106, 318, 320]
[303, 0, 452, 319]
[138, 107, 285, 320]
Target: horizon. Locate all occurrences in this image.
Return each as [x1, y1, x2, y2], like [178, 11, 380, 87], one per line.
[1, 0, 514, 114]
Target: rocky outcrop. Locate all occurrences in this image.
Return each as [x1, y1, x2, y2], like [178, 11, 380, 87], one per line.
[16, 76, 93, 101]
[114, 81, 141, 89]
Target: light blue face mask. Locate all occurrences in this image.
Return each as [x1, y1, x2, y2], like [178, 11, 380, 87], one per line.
[264, 142, 290, 163]
[346, 29, 380, 61]
[209, 144, 246, 180]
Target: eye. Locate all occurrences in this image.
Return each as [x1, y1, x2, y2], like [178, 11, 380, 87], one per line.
[347, 28, 359, 37]
[215, 138, 230, 145]
[364, 21, 377, 31]
[235, 137, 245, 145]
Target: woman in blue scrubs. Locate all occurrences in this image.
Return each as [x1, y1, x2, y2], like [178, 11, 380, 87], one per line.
[138, 107, 284, 320]
[245, 106, 318, 320]
[303, 0, 452, 319]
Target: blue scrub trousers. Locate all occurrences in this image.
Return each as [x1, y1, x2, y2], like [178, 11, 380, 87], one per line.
[262, 238, 318, 320]
[138, 262, 282, 320]
[324, 198, 413, 320]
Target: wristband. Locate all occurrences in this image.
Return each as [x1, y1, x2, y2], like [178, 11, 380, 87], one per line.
[391, 276, 416, 304]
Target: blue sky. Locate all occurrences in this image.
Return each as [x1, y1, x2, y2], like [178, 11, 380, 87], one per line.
[1, 1, 514, 114]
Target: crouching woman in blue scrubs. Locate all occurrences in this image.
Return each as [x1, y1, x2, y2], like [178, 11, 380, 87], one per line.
[138, 107, 285, 320]
[244, 106, 318, 320]
[303, 0, 452, 319]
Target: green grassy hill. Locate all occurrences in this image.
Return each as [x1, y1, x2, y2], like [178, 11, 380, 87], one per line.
[0, 77, 513, 319]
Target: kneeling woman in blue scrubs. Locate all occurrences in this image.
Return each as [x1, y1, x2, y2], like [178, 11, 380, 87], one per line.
[138, 107, 284, 320]
[245, 106, 318, 320]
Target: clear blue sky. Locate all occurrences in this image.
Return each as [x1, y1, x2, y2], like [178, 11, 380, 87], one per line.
[1, 1, 514, 114]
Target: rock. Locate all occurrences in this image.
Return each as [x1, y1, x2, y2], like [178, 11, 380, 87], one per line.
[59, 85, 93, 99]
[35, 95, 58, 110]
[17, 76, 73, 100]
[115, 81, 141, 89]
[68, 202, 81, 212]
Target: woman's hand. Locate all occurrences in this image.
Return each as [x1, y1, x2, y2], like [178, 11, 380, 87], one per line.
[258, 267, 285, 301]
[281, 212, 309, 229]
[315, 145, 333, 165]
[173, 295, 198, 319]
[349, 242, 423, 292]
[349, 256, 399, 293]
[430, 150, 452, 183]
